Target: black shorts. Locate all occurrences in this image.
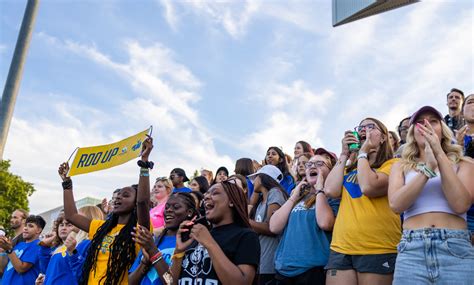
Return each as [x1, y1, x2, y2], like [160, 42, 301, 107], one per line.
[325, 250, 396, 274]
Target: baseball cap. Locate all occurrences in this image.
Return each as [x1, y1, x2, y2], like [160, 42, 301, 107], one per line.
[409, 106, 443, 125]
[248, 165, 283, 184]
[171, 168, 189, 182]
[314, 148, 337, 167]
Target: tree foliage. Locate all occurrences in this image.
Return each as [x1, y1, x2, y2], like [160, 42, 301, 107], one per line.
[0, 160, 35, 234]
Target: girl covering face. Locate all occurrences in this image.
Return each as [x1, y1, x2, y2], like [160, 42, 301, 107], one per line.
[388, 106, 474, 285]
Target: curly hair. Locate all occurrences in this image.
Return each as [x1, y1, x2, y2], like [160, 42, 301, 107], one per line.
[79, 185, 138, 285]
[400, 120, 466, 172]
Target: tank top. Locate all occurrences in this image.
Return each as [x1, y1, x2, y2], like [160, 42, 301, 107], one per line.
[403, 170, 467, 220]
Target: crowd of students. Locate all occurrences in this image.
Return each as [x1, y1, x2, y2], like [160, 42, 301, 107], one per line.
[0, 89, 473, 285]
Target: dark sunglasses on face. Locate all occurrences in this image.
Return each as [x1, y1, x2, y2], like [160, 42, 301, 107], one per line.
[169, 174, 182, 179]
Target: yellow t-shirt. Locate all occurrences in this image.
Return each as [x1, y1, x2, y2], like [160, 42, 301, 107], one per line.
[331, 158, 401, 255]
[87, 219, 140, 285]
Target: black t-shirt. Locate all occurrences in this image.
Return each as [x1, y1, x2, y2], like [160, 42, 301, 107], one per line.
[178, 223, 260, 285]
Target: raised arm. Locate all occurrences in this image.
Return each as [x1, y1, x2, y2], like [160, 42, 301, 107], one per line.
[137, 136, 153, 229]
[420, 122, 473, 214]
[314, 170, 337, 231]
[0, 237, 32, 273]
[59, 163, 91, 232]
[325, 131, 354, 198]
[269, 180, 305, 234]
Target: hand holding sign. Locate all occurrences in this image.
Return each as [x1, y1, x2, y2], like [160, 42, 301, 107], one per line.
[58, 163, 70, 182]
[141, 135, 153, 162]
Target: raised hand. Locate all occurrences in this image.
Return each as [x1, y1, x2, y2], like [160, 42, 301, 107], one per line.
[175, 220, 195, 253]
[141, 135, 153, 161]
[58, 162, 70, 181]
[0, 236, 12, 251]
[315, 167, 325, 190]
[342, 131, 359, 156]
[424, 140, 438, 170]
[454, 125, 468, 146]
[360, 129, 377, 154]
[417, 120, 443, 156]
[189, 224, 213, 248]
[64, 232, 77, 254]
[131, 225, 158, 256]
[290, 178, 307, 202]
[41, 232, 57, 247]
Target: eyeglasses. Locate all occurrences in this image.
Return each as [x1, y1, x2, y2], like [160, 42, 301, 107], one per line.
[354, 123, 378, 132]
[169, 174, 181, 179]
[305, 161, 329, 169]
[155, 176, 168, 182]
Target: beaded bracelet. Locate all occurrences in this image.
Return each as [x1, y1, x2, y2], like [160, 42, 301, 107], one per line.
[137, 160, 154, 169]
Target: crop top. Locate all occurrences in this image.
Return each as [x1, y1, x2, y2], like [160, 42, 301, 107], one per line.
[403, 170, 467, 221]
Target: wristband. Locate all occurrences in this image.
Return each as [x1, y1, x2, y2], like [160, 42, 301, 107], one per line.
[315, 190, 326, 196]
[149, 251, 162, 264]
[140, 168, 150, 177]
[62, 179, 72, 190]
[357, 152, 368, 160]
[5, 249, 13, 254]
[137, 160, 154, 169]
[416, 163, 437, 179]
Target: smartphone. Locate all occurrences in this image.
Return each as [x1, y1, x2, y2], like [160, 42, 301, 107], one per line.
[181, 216, 210, 242]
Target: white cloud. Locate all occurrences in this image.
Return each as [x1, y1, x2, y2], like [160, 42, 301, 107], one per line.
[6, 34, 234, 214]
[242, 79, 334, 157]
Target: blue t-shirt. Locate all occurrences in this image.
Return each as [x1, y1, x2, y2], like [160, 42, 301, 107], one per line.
[274, 198, 340, 277]
[173, 187, 192, 193]
[247, 177, 255, 198]
[1, 239, 41, 285]
[40, 245, 78, 285]
[129, 235, 176, 285]
[280, 174, 295, 195]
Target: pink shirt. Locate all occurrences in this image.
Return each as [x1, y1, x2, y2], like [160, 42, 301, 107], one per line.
[150, 202, 166, 229]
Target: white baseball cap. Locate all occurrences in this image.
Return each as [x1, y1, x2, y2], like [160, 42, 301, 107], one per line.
[248, 165, 283, 183]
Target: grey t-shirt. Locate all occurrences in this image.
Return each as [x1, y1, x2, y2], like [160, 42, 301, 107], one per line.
[255, 187, 287, 274]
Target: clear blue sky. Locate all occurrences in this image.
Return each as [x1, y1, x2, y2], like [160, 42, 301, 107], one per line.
[1, 0, 473, 214]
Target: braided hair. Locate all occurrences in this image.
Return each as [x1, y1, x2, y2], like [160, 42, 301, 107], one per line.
[79, 185, 139, 285]
[154, 192, 199, 246]
[221, 181, 250, 228]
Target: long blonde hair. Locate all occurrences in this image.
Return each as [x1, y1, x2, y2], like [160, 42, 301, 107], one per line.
[400, 120, 465, 172]
[76, 205, 104, 244]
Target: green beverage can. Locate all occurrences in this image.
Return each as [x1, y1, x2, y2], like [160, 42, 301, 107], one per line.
[349, 131, 360, 152]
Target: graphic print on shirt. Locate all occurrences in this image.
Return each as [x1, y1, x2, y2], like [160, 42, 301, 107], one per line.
[100, 232, 118, 254]
[181, 244, 214, 281]
[343, 170, 362, 198]
[6, 249, 24, 271]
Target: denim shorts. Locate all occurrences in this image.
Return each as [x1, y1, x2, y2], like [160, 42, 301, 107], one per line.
[393, 228, 474, 285]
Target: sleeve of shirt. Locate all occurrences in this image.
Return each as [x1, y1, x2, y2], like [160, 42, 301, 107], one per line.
[376, 158, 397, 176]
[128, 250, 143, 273]
[233, 231, 260, 268]
[19, 242, 40, 265]
[268, 189, 287, 207]
[88, 219, 105, 240]
[65, 240, 90, 281]
[38, 246, 53, 273]
[328, 198, 341, 217]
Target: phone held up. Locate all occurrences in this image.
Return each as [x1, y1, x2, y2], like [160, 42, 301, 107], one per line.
[181, 216, 211, 242]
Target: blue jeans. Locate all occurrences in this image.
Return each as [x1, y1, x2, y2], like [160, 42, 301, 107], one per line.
[393, 228, 474, 285]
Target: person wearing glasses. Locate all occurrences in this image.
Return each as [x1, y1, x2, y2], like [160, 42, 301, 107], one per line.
[169, 168, 192, 193]
[150, 177, 173, 234]
[388, 106, 474, 284]
[324, 118, 401, 285]
[269, 149, 339, 285]
[247, 165, 288, 285]
[395, 117, 411, 158]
